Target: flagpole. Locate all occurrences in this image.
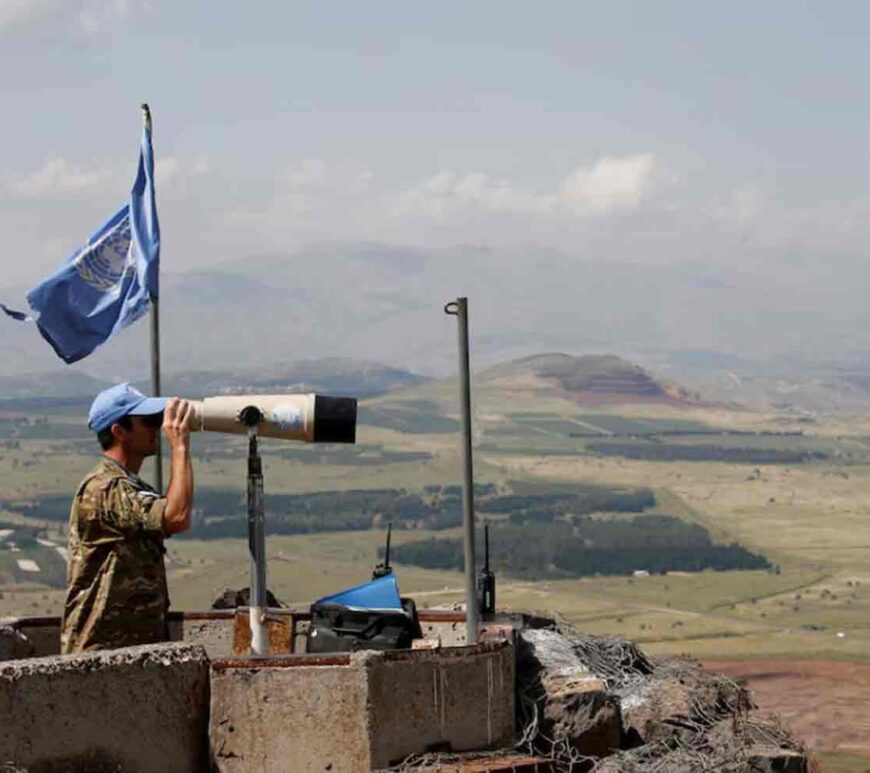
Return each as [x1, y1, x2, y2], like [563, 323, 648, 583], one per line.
[142, 103, 164, 493]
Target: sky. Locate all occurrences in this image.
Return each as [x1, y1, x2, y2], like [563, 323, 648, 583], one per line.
[2, 1, 870, 371]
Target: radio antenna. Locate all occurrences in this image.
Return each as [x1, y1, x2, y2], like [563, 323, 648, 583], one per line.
[372, 523, 393, 579]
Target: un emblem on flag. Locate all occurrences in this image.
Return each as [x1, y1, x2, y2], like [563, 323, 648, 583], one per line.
[74, 218, 133, 292]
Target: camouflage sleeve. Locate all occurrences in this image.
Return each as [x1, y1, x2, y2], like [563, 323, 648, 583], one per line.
[101, 477, 167, 535]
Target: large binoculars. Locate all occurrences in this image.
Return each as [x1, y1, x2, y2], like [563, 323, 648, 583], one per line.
[189, 394, 357, 443]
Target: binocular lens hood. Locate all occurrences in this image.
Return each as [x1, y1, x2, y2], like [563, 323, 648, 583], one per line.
[312, 395, 356, 444]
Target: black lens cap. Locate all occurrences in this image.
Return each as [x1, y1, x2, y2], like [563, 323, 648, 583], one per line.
[313, 396, 357, 444]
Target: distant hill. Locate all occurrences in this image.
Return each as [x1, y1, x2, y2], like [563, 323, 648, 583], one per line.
[0, 358, 427, 409]
[140, 358, 427, 400]
[478, 353, 699, 405]
[0, 371, 108, 402]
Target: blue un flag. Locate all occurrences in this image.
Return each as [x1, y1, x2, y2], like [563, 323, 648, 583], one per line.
[2, 123, 160, 364]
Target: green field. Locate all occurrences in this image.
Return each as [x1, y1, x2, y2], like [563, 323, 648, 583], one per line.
[4, 398, 870, 660]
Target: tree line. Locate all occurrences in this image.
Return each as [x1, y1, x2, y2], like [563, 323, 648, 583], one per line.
[585, 442, 825, 464]
[2, 482, 654, 539]
[389, 516, 770, 579]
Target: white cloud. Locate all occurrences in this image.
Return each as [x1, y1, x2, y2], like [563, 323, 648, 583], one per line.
[5, 157, 116, 197]
[284, 158, 327, 188]
[77, 0, 129, 35]
[230, 158, 375, 224]
[0, 0, 57, 31]
[4, 150, 210, 199]
[217, 152, 870, 279]
[710, 185, 765, 224]
[157, 152, 211, 188]
[731, 186, 764, 222]
[391, 153, 656, 219]
[558, 154, 656, 215]
[0, 0, 132, 35]
[279, 157, 373, 197]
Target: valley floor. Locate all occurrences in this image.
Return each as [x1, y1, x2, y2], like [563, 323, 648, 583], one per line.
[705, 659, 870, 771]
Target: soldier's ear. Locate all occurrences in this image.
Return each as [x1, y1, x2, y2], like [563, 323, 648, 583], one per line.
[110, 422, 127, 445]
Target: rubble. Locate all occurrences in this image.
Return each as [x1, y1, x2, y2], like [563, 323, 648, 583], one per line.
[513, 626, 812, 773]
[516, 630, 621, 759]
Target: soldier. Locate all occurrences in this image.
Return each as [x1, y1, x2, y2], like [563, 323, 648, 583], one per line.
[60, 383, 194, 653]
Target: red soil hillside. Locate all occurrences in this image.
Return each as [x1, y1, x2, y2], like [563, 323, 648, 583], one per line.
[478, 353, 699, 406]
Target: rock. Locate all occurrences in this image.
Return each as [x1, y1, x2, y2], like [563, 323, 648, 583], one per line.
[618, 656, 752, 746]
[540, 678, 622, 758]
[517, 630, 622, 758]
[708, 713, 810, 772]
[516, 628, 807, 772]
[745, 745, 808, 773]
[519, 629, 586, 673]
[619, 678, 697, 745]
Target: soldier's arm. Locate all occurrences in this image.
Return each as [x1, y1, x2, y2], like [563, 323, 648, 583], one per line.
[161, 397, 194, 536]
[102, 478, 166, 535]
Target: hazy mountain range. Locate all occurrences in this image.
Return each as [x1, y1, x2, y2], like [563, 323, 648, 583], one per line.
[3, 242, 870, 411]
[2, 347, 870, 416]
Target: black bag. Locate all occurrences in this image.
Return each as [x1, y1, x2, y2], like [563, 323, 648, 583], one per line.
[306, 598, 422, 653]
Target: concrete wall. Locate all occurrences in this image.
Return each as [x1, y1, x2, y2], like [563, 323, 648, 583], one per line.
[0, 611, 521, 771]
[168, 611, 236, 659]
[211, 655, 370, 773]
[365, 643, 516, 769]
[209, 641, 515, 772]
[1, 612, 238, 660]
[1, 610, 545, 660]
[0, 642, 210, 773]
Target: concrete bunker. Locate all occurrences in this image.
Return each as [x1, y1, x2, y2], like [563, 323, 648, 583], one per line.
[0, 608, 812, 772]
[0, 608, 521, 773]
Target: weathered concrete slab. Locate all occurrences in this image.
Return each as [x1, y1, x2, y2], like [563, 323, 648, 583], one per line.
[210, 641, 515, 772]
[366, 643, 515, 769]
[0, 642, 210, 773]
[167, 611, 235, 659]
[210, 654, 370, 773]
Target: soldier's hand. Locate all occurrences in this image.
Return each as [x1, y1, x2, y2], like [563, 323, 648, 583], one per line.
[162, 397, 193, 451]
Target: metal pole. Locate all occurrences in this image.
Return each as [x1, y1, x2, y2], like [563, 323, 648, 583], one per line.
[149, 293, 163, 492]
[244, 412, 269, 656]
[142, 103, 163, 493]
[444, 297, 479, 644]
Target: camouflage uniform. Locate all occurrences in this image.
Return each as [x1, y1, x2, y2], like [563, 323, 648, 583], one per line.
[60, 457, 169, 653]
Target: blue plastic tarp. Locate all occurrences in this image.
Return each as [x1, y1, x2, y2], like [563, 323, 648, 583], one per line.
[314, 573, 404, 611]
